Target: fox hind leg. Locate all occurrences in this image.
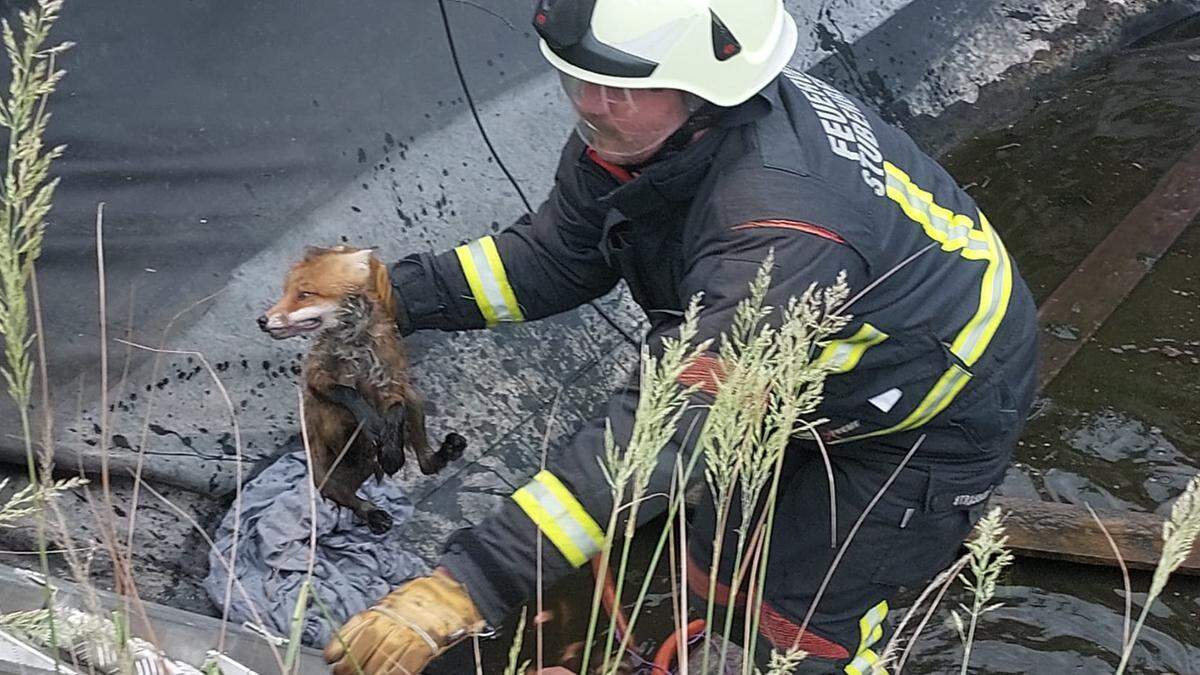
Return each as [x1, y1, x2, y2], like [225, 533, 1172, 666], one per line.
[322, 458, 394, 534]
[377, 404, 406, 476]
[404, 394, 466, 475]
[315, 429, 394, 533]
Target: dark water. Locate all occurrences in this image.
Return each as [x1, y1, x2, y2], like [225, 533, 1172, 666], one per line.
[467, 15, 1200, 675]
[917, 14, 1200, 675]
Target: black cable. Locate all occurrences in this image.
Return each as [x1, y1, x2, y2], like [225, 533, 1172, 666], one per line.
[435, 0, 640, 348]
[436, 0, 534, 214]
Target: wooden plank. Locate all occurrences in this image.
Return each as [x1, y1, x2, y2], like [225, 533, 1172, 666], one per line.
[989, 497, 1200, 576]
[1037, 140, 1200, 391]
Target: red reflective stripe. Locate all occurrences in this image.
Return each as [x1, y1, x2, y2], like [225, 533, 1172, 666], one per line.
[759, 604, 851, 660]
[686, 555, 850, 660]
[732, 219, 847, 244]
[678, 352, 725, 396]
[586, 147, 635, 184]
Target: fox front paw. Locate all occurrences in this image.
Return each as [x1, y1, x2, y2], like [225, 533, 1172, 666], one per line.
[364, 508, 394, 534]
[440, 432, 467, 462]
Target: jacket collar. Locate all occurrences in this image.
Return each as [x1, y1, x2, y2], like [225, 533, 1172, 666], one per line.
[598, 127, 727, 219]
[718, 76, 779, 128]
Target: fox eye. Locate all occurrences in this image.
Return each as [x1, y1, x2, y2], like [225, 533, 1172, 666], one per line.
[297, 291, 317, 300]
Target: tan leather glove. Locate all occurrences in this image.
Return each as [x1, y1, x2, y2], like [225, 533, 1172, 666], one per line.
[324, 568, 487, 674]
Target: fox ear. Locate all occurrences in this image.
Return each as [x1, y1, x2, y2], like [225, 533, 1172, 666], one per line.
[348, 248, 373, 270]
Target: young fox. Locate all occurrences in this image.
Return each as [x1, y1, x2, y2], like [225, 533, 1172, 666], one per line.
[258, 245, 465, 533]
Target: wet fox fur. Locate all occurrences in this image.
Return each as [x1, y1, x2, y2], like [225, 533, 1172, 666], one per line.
[258, 245, 465, 533]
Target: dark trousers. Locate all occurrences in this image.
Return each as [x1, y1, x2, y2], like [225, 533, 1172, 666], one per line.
[684, 447, 998, 673]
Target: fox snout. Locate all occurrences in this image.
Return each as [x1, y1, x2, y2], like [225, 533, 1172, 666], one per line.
[258, 308, 295, 340]
[258, 301, 334, 340]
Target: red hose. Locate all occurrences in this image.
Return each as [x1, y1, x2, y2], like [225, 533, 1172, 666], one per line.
[591, 557, 632, 640]
[653, 619, 707, 671]
[592, 559, 706, 673]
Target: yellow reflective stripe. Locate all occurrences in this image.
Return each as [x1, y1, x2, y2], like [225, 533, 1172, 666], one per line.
[846, 600, 889, 675]
[477, 236, 524, 322]
[842, 364, 974, 441]
[838, 164, 1015, 443]
[511, 470, 604, 567]
[845, 650, 880, 675]
[859, 600, 888, 651]
[950, 213, 1013, 365]
[454, 236, 524, 327]
[818, 323, 889, 374]
[883, 162, 990, 260]
[455, 244, 497, 326]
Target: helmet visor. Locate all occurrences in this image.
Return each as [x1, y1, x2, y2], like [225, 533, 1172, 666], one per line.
[559, 72, 701, 164]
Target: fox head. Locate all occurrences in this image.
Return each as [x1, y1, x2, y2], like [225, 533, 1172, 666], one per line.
[257, 245, 392, 339]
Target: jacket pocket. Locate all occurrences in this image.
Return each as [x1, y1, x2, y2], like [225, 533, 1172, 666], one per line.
[820, 329, 953, 443]
[869, 506, 979, 587]
[869, 468, 996, 587]
[945, 377, 1021, 454]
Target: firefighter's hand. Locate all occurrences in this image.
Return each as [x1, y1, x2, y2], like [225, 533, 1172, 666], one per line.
[324, 568, 486, 674]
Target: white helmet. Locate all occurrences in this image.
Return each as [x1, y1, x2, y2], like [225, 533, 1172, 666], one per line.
[533, 0, 799, 108]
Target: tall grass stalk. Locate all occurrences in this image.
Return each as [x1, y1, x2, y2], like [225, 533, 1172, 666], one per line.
[670, 456, 690, 675]
[0, 0, 71, 659]
[1084, 502, 1131, 649]
[697, 258, 777, 675]
[116, 338, 247, 654]
[881, 553, 970, 675]
[581, 296, 709, 674]
[742, 444, 789, 674]
[504, 607, 531, 675]
[1115, 473, 1200, 675]
[607, 422, 706, 666]
[284, 387, 320, 673]
[700, 259, 848, 673]
[78, 204, 163, 647]
[0, 476, 85, 526]
[581, 257, 848, 675]
[794, 433, 925, 654]
[951, 507, 1013, 675]
[532, 388, 562, 675]
[134, 473, 288, 673]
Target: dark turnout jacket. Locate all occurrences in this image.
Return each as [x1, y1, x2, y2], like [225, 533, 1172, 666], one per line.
[390, 69, 1038, 624]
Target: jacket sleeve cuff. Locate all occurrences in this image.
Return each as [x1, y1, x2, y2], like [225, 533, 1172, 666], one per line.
[390, 252, 485, 334]
[439, 527, 526, 626]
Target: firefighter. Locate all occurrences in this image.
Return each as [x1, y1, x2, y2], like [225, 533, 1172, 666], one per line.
[324, 0, 1038, 672]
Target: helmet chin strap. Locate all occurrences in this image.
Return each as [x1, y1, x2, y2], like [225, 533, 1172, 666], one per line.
[624, 101, 728, 170]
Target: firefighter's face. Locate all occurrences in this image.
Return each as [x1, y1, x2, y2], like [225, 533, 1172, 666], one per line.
[559, 73, 696, 165]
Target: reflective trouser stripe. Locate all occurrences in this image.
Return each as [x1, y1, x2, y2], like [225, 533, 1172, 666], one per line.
[845, 600, 889, 675]
[455, 236, 524, 327]
[512, 470, 604, 567]
[818, 323, 889, 374]
[837, 165, 1014, 444]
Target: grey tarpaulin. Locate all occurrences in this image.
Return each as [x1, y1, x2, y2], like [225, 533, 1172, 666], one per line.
[204, 447, 429, 648]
